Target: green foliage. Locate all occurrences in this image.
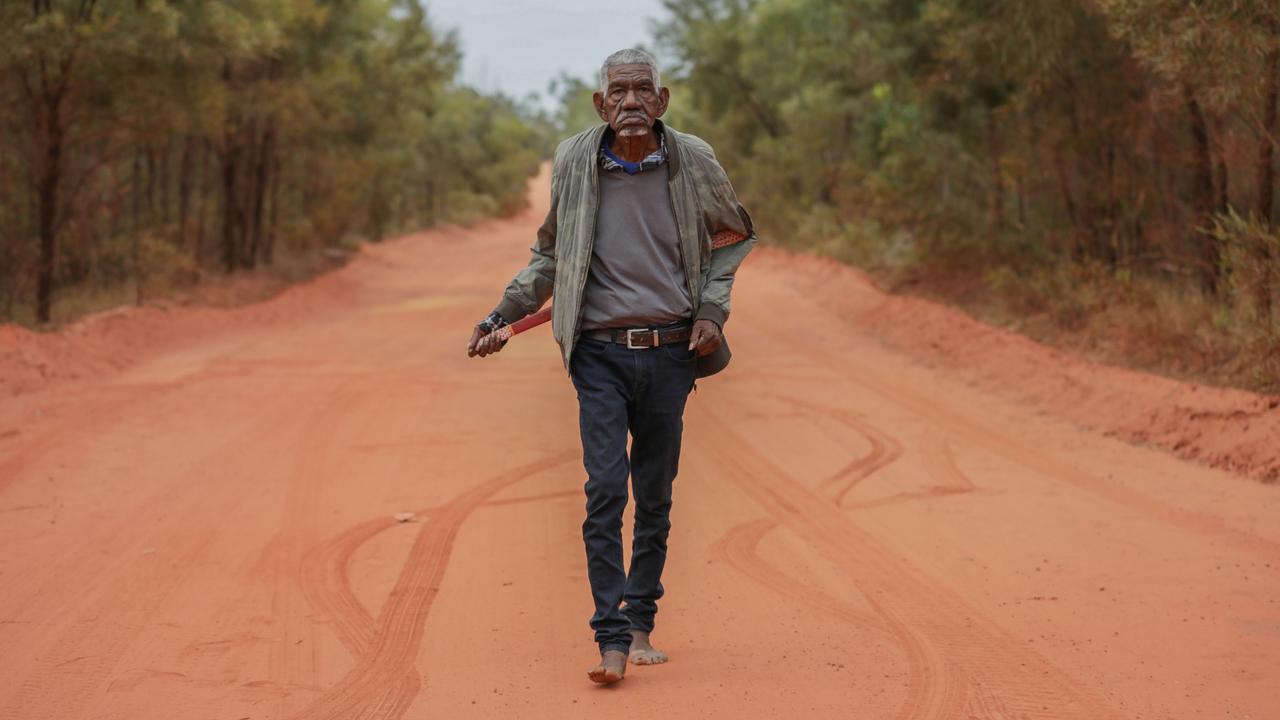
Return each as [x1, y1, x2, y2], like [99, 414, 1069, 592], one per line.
[1210, 209, 1279, 327]
[550, 73, 603, 136]
[0, 0, 542, 324]
[1098, 0, 1279, 113]
[639, 0, 1280, 390]
[133, 232, 197, 302]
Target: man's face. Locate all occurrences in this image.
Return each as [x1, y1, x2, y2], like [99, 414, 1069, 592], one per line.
[593, 64, 669, 137]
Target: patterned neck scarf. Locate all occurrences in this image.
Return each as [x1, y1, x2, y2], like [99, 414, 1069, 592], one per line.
[599, 126, 667, 175]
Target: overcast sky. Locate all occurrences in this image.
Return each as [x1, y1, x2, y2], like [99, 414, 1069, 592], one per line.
[427, 0, 671, 106]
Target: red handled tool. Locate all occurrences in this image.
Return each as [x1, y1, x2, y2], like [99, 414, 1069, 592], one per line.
[492, 305, 552, 342]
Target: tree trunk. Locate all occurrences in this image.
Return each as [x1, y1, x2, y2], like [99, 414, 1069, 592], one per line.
[1259, 44, 1279, 224]
[221, 130, 240, 274]
[194, 139, 209, 271]
[396, 188, 409, 233]
[161, 137, 172, 225]
[1257, 41, 1279, 326]
[986, 119, 1005, 231]
[368, 171, 386, 242]
[146, 145, 157, 223]
[1104, 140, 1119, 267]
[1184, 82, 1219, 293]
[1015, 172, 1026, 228]
[177, 134, 193, 247]
[131, 151, 143, 238]
[265, 154, 281, 264]
[248, 118, 273, 267]
[107, 154, 123, 242]
[35, 95, 66, 324]
[220, 60, 241, 274]
[1052, 144, 1082, 258]
[0, 148, 12, 316]
[1212, 117, 1230, 215]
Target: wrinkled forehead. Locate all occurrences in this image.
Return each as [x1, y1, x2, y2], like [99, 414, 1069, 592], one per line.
[605, 63, 658, 89]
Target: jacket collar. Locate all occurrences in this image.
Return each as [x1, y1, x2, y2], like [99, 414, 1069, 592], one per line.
[588, 119, 680, 178]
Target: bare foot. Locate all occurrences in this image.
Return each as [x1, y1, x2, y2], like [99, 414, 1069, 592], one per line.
[587, 649, 627, 684]
[628, 630, 668, 665]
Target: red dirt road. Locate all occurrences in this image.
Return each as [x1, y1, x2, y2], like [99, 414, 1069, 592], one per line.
[2, 169, 1278, 719]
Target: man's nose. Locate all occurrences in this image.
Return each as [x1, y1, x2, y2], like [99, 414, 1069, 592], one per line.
[620, 89, 643, 109]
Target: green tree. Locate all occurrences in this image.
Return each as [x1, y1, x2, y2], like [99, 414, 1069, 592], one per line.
[0, 0, 542, 325]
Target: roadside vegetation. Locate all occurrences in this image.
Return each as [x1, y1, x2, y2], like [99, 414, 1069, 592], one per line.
[0, 0, 546, 326]
[639, 0, 1279, 393]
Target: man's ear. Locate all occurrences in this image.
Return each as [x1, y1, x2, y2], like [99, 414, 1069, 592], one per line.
[656, 86, 670, 118]
[592, 91, 607, 121]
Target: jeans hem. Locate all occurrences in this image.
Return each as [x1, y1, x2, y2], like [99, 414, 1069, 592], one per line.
[623, 614, 655, 634]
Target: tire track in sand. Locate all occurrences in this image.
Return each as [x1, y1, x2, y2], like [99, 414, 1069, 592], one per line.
[288, 451, 577, 720]
[753, 309, 1280, 557]
[265, 381, 375, 717]
[715, 394, 961, 718]
[714, 518, 882, 635]
[708, 396, 959, 720]
[696, 400, 1119, 720]
[714, 395, 981, 716]
[715, 435, 977, 643]
[771, 394, 905, 507]
[847, 433, 977, 511]
[298, 511, 431, 718]
[767, 391, 974, 511]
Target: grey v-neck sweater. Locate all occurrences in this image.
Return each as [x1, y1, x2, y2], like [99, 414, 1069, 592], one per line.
[579, 166, 693, 331]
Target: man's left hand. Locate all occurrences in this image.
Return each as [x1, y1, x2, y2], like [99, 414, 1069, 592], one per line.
[688, 319, 722, 357]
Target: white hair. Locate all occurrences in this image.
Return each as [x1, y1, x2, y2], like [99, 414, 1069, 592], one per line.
[599, 48, 661, 92]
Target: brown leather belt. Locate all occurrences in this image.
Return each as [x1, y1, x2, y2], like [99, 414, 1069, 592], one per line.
[584, 323, 692, 349]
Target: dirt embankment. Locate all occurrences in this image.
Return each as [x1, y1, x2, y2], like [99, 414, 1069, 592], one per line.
[761, 248, 1280, 483]
[0, 256, 357, 398]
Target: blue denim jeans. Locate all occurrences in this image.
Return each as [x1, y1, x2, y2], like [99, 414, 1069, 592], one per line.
[569, 335, 697, 654]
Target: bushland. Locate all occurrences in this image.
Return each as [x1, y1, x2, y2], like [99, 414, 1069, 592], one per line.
[0, 1, 550, 326]
[642, 0, 1279, 393]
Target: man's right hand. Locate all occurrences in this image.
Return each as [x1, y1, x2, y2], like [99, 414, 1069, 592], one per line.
[467, 326, 507, 358]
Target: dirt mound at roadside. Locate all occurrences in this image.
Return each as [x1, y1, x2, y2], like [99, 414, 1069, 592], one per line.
[760, 246, 1280, 483]
[0, 257, 356, 398]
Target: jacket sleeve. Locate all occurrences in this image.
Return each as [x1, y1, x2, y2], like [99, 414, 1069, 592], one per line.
[696, 174, 757, 329]
[490, 174, 559, 323]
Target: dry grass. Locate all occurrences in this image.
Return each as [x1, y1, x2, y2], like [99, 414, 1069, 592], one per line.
[1, 245, 354, 330]
[884, 257, 1280, 395]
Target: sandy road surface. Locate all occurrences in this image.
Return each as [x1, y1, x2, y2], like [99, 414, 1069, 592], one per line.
[1, 169, 1278, 719]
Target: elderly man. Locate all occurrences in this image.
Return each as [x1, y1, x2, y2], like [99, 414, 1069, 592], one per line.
[466, 48, 756, 685]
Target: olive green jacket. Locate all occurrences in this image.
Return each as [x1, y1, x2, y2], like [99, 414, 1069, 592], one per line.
[492, 121, 757, 373]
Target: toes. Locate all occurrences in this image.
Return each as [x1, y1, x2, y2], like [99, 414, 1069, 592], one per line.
[590, 657, 627, 683]
[627, 650, 668, 665]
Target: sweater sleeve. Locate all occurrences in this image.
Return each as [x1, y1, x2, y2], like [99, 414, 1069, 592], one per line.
[490, 168, 560, 324]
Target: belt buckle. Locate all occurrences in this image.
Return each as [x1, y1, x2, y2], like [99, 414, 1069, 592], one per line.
[626, 328, 658, 349]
